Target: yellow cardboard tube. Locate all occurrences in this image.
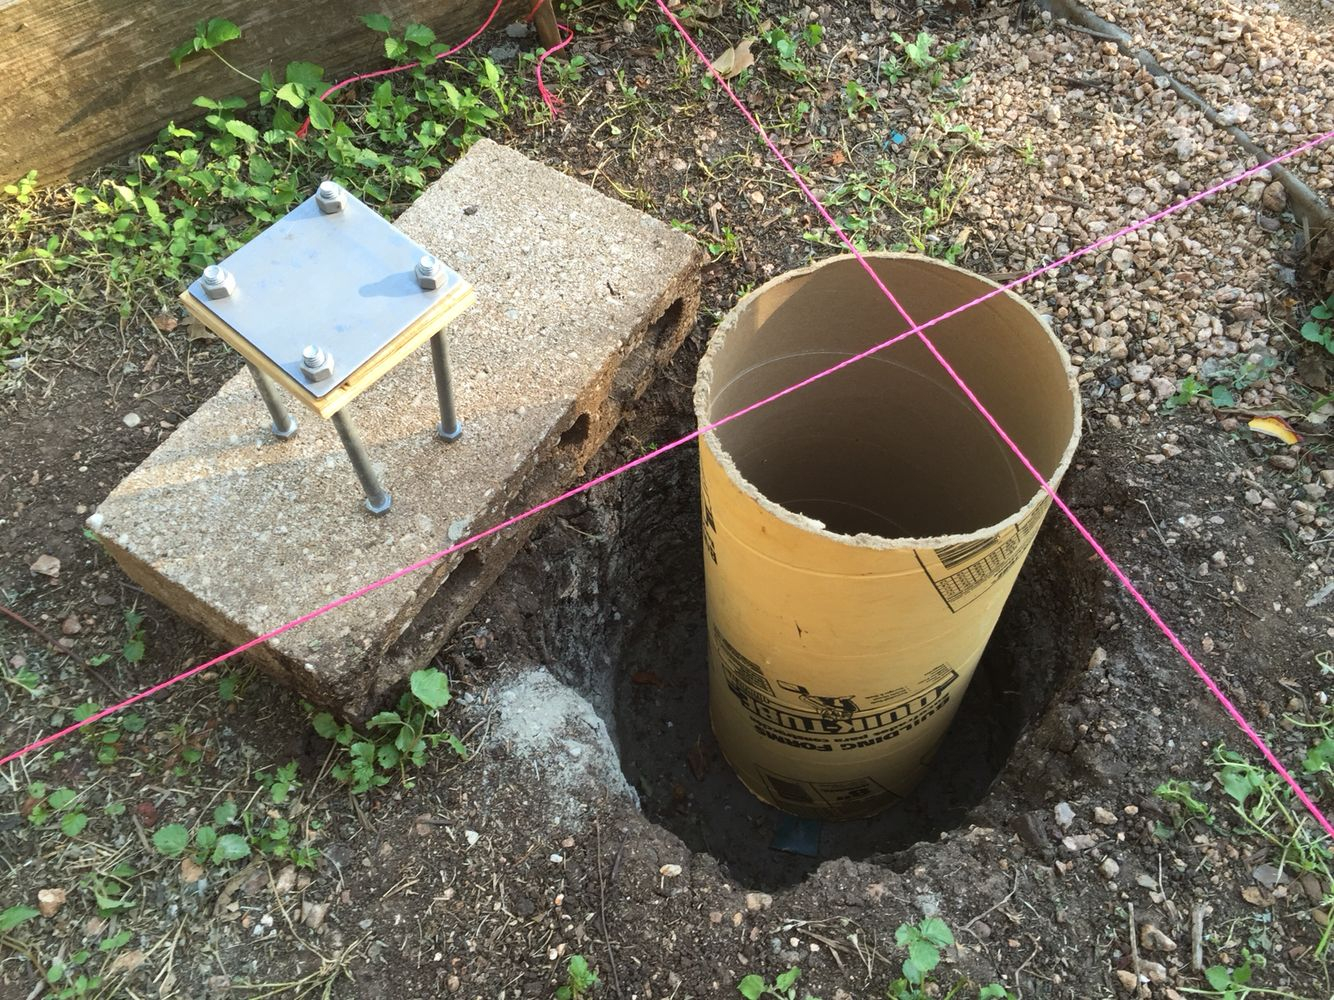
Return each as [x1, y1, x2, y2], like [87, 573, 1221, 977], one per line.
[695, 253, 1081, 819]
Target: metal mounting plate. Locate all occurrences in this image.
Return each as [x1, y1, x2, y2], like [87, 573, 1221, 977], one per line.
[184, 191, 466, 399]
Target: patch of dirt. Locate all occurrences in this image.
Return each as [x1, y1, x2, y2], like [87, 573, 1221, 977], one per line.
[4, 1, 1334, 998]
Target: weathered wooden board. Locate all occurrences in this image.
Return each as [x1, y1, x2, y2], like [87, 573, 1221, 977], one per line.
[0, 0, 531, 184]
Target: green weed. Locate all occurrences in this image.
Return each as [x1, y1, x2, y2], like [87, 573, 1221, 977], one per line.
[0, 905, 39, 933]
[1154, 777, 1215, 834]
[1301, 294, 1334, 355]
[760, 22, 823, 83]
[556, 954, 600, 999]
[152, 801, 252, 866]
[312, 667, 466, 793]
[2, 14, 518, 377]
[882, 31, 967, 88]
[89, 607, 147, 668]
[22, 782, 89, 837]
[1164, 356, 1277, 410]
[738, 966, 818, 1000]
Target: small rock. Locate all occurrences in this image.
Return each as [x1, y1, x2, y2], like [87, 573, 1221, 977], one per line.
[274, 865, 297, 894]
[1100, 857, 1120, 879]
[1115, 969, 1139, 992]
[1252, 863, 1290, 889]
[60, 615, 82, 636]
[1141, 960, 1168, 983]
[1063, 834, 1098, 851]
[1269, 454, 1297, 470]
[745, 892, 773, 912]
[709, 910, 724, 924]
[1111, 248, 1135, 271]
[1140, 924, 1178, 952]
[1261, 181, 1287, 213]
[122, 412, 142, 428]
[29, 554, 61, 578]
[1217, 102, 1251, 125]
[1093, 807, 1117, 825]
[180, 857, 205, 883]
[37, 887, 66, 917]
[1151, 378, 1176, 401]
[465, 830, 480, 847]
[659, 864, 682, 878]
[1054, 802, 1075, 828]
[1010, 810, 1050, 852]
[1174, 136, 1196, 162]
[301, 900, 329, 929]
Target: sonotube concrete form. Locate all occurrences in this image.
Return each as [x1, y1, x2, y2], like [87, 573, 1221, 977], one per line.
[695, 253, 1080, 820]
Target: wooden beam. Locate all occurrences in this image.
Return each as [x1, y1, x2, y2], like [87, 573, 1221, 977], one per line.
[0, 0, 531, 184]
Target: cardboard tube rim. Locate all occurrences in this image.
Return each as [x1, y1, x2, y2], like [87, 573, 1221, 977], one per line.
[695, 251, 1083, 551]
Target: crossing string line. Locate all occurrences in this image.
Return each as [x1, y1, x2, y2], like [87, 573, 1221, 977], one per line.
[3, 127, 1328, 782]
[650, 0, 1334, 838]
[2, 14, 1332, 841]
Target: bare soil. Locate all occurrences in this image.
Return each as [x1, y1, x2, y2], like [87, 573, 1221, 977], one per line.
[3, 1, 1334, 998]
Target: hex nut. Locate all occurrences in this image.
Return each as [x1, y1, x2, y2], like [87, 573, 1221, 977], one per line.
[315, 181, 347, 215]
[200, 264, 236, 300]
[414, 254, 446, 290]
[300, 345, 336, 383]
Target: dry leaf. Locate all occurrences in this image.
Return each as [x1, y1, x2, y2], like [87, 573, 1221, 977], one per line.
[152, 312, 178, 333]
[184, 316, 217, 343]
[1241, 884, 1271, 906]
[1248, 415, 1300, 444]
[711, 37, 756, 79]
[180, 857, 205, 883]
[108, 950, 147, 975]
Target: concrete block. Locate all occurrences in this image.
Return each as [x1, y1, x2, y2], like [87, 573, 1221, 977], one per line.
[92, 140, 702, 720]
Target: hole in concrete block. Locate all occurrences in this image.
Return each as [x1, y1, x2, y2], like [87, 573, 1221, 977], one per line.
[536, 452, 1102, 890]
[649, 297, 686, 344]
[559, 413, 591, 451]
[614, 298, 690, 398]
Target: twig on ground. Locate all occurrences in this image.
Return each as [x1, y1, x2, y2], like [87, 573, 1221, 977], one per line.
[595, 817, 624, 999]
[1128, 901, 1141, 981]
[0, 603, 72, 660]
[1191, 904, 1206, 972]
[963, 869, 1021, 931]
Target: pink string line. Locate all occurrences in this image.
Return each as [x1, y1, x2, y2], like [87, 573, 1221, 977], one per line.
[1, 28, 1330, 821]
[535, 21, 575, 115]
[293, 0, 507, 139]
[2, 130, 1327, 775]
[653, 0, 1334, 838]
